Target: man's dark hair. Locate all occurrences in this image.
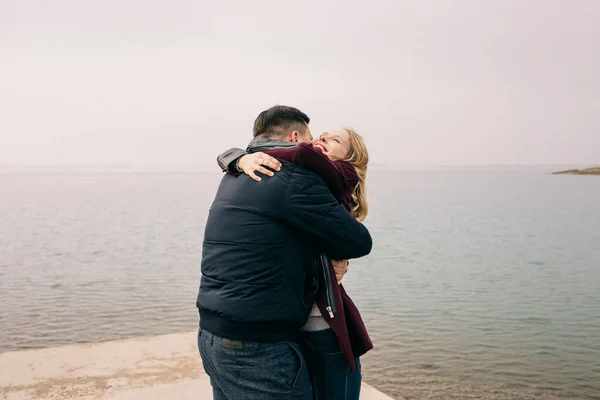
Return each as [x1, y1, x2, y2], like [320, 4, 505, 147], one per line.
[253, 105, 310, 138]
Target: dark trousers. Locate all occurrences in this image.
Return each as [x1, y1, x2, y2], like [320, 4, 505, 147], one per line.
[302, 328, 362, 400]
[198, 328, 313, 400]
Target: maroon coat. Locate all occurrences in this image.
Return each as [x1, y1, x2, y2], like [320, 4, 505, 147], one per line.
[263, 143, 373, 371]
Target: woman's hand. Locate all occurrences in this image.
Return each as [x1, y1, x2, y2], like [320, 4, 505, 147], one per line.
[237, 152, 282, 182]
[332, 259, 349, 284]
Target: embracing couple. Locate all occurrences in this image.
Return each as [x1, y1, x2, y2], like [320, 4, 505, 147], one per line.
[196, 105, 374, 400]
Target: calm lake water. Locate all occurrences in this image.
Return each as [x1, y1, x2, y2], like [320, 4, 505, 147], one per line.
[1, 167, 599, 400]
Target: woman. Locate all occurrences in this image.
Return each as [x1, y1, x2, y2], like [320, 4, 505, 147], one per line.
[224, 128, 371, 400]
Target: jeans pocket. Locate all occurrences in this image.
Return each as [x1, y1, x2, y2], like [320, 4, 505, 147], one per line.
[198, 331, 215, 378]
[285, 341, 305, 391]
[197, 328, 204, 354]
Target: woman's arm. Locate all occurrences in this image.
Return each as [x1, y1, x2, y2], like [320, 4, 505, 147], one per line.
[264, 143, 358, 210]
[217, 148, 282, 181]
[237, 152, 282, 181]
[216, 148, 247, 172]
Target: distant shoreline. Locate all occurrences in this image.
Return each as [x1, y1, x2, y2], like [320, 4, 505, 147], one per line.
[552, 167, 600, 175]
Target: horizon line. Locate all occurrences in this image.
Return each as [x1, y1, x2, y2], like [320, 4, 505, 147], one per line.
[1, 162, 597, 169]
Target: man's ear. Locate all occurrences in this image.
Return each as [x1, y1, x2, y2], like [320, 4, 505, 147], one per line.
[290, 131, 299, 142]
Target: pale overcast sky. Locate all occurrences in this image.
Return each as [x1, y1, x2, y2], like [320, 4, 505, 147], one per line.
[1, 0, 599, 167]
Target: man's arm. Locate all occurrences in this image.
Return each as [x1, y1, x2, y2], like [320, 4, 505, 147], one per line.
[284, 171, 372, 260]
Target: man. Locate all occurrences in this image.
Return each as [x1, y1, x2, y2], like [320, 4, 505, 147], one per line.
[196, 105, 372, 399]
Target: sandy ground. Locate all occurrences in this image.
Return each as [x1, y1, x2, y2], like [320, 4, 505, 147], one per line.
[0, 331, 393, 400]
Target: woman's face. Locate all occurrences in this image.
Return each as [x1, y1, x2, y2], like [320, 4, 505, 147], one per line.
[312, 129, 351, 160]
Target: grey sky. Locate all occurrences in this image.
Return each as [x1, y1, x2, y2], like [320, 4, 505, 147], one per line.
[1, 0, 599, 167]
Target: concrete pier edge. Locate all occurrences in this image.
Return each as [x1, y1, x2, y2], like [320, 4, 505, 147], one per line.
[0, 331, 395, 400]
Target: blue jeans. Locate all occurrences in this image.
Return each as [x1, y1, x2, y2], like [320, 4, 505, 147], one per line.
[302, 329, 362, 400]
[198, 328, 312, 400]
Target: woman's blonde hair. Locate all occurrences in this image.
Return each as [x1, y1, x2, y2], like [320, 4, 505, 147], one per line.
[342, 128, 369, 222]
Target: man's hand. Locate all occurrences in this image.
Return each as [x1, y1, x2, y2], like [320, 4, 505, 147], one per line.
[331, 259, 349, 284]
[237, 152, 282, 182]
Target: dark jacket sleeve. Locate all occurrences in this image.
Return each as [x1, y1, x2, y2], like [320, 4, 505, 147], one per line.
[217, 148, 247, 172]
[283, 170, 372, 260]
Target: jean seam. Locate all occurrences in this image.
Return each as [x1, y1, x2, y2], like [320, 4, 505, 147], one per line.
[343, 366, 349, 399]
